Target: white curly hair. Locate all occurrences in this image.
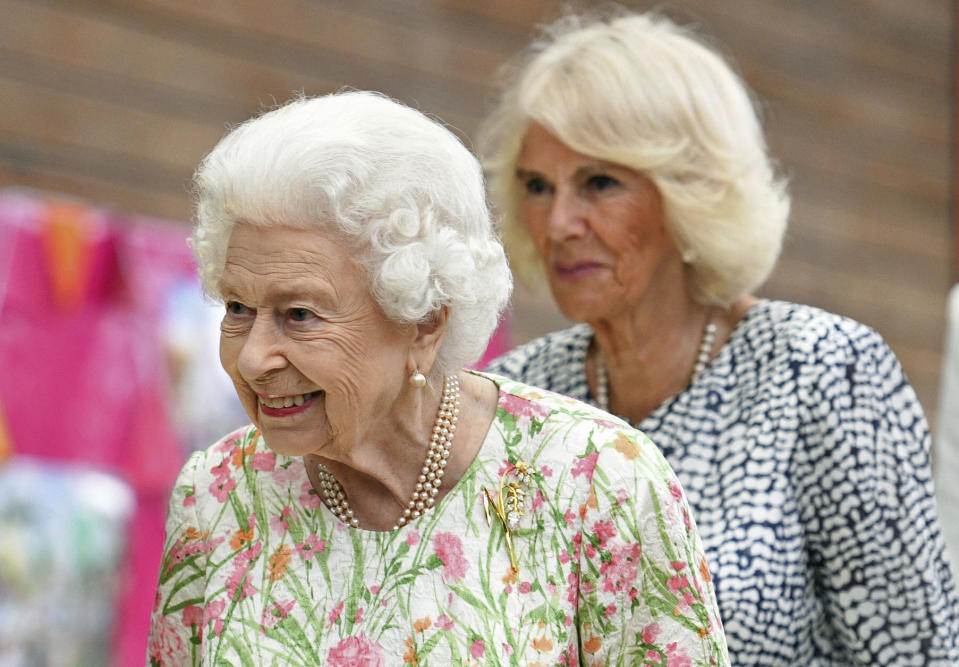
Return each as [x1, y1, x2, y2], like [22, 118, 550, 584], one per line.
[191, 91, 512, 376]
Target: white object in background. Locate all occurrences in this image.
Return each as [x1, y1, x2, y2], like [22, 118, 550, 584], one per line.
[936, 283, 959, 577]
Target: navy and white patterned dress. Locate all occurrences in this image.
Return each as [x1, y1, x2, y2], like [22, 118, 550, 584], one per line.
[486, 299, 959, 666]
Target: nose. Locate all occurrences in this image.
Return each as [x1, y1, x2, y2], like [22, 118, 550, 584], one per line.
[233, 313, 287, 381]
[546, 188, 589, 242]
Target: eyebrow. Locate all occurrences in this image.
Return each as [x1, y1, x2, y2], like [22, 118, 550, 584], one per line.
[218, 274, 338, 306]
[515, 163, 617, 181]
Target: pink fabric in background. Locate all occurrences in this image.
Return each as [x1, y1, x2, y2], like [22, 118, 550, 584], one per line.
[0, 190, 195, 666]
[0, 188, 515, 666]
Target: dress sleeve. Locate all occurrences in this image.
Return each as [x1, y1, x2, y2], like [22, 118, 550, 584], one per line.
[574, 428, 729, 666]
[794, 327, 959, 663]
[146, 451, 208, 667]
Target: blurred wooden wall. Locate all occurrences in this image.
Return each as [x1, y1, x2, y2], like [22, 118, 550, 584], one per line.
[1, 0, 953, 421]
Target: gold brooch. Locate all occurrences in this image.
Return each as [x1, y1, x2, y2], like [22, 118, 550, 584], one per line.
[483, 461, 533, 573]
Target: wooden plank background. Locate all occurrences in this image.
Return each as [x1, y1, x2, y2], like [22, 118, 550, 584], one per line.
[1, 0, 953, 423]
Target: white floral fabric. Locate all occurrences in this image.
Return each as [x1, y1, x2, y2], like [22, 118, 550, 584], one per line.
[148, 373, 727, 666]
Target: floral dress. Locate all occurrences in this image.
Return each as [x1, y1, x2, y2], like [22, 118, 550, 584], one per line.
[485, 301, 959, 665]
[147, 373, 727, 666]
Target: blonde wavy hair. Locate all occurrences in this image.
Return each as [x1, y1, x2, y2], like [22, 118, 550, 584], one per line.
[478, 9, 790, 307]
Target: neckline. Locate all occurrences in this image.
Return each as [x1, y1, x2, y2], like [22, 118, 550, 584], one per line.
[278, 372, 512, 535]
[586, 299, 766, 426]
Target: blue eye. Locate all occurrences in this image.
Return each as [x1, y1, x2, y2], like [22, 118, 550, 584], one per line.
[524, 177, 550, 195]
[289, 308, 313, 322]
[225, 301, 249, 316]
[587, 174, 618, 191]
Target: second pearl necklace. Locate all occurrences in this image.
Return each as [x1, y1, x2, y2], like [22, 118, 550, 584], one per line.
[594, 316, 717, 417]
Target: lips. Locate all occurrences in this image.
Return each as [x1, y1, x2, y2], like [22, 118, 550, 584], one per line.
[552, 259, 604, 280]
[258, 391, 322, 416]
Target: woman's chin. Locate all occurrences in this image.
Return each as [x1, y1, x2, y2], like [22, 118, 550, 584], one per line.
[258, 431, 327, 459]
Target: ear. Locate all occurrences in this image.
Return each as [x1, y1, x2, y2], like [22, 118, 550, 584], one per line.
[407, 306, 449, 376]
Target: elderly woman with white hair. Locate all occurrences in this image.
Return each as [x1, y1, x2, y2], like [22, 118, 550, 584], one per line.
[146, 91, 727, 665]
[480, 9, 959, 666]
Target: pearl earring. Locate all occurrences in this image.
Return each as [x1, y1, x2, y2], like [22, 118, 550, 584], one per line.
[409, 369, 427, 388]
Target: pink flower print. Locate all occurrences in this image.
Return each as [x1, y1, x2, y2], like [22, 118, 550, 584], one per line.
[585, 544, 597, 559]
[354, 606, 365, 624]
[270, 507, 297, 535]
[540, 464, 553, 477]
[236, 540, 262, 565]
[299, 480, 322, 509]
[147, 616, 190, 665]
[204, 599, 226, 637]
[470, 639, 485, 659]
[668, 574, 690, 593]
[251, 451, 276, 471]
[225, 542, 260, 600]
[181, 604, 203, 627]
[296, 534, 326, 560]
[210, 476, 236, 502]
[328, 601, 344, 627]
[564, 614, 573, 628]
[563, 508, 577, 527]
[432, 532, 468, 581]
[560, 644, 579, 667]
[502, 642, 514, 655]
[566, 571, 580, 604]
[262, 599, 295, 630]
[326, 634, 385, 667]
[615, 488, 629, 507]
[435, 614, 454, 631]
[211, 459, 231, 478]
[642, 622, 660, 644]
[646, 649, 663, 662]
[531, 490, 545, 511]
[599, 543, 640, 594]
[225, 564, 256, 601]
[604, 603, 617, 618]
[369, 585, 380, 595]
[406, 530, 420, 546]
[671, 561, 687, 571]
[183, 486, 196, 507]
[669, 479, 684, 503]
[665, 642, 692, 667]
[214, 433, 242, 454]
[500, 393, 550, 420]
[571, 451, 599, 482]
[273, 460, 305, 485]
[519, 581, 532, 594]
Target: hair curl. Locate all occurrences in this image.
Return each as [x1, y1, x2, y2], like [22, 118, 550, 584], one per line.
[478, 9, 790, 306]
[192, 91, 512, 376]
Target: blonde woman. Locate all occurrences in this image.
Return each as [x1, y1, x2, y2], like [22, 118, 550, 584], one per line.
[481, 9, 959, 665]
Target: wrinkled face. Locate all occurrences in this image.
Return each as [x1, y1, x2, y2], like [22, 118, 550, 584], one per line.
[516, 123, 681, 323]
[217, 223, 414, 458]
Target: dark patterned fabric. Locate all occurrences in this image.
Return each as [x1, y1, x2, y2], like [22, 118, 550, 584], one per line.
[486, 299, 959, 666]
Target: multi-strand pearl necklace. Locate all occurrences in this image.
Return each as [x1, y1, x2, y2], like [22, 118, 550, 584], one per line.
[314, 375, 460, 530]
[594, 317, 717, 416]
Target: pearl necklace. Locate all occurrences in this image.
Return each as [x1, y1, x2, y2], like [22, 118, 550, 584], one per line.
[594, 317, 717, 416]
[314, 375, 460, 530]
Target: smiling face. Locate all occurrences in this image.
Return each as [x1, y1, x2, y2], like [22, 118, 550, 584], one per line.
[516, 123, 684, 324]
[217, 223, 416, 458]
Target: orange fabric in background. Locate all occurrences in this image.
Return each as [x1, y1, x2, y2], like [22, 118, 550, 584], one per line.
[41, 201, 94, 310]
[0, 399, 10, 464]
